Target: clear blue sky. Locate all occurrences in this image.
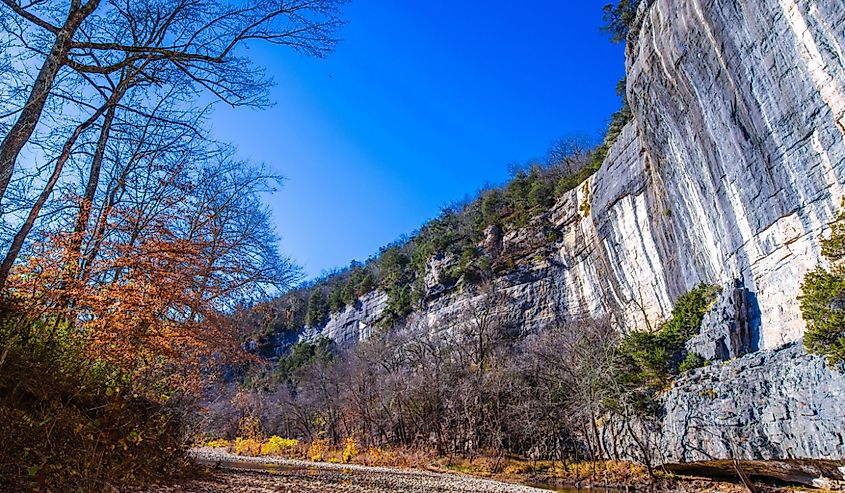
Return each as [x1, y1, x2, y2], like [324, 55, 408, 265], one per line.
[210, 1, 626, 279]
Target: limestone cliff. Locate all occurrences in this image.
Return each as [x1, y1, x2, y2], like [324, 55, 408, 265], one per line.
[619, 0, 845, 350]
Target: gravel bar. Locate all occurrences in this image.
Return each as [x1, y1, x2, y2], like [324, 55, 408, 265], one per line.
[133, 447, 553, 492]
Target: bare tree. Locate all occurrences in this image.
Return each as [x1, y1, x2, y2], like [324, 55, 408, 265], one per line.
[0, 0, 101, 202]
[524, 318, 620, 469]
[546, 134, 595, 177]
[0, 0, 344, 290]
[0, 0, 347, 204]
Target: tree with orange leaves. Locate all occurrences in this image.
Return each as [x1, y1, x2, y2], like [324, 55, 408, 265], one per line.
[4, 156, 300, 395]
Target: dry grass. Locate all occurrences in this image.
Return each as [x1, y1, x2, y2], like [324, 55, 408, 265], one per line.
[433, 455, 650, 485]
[204, 435, 655, 487]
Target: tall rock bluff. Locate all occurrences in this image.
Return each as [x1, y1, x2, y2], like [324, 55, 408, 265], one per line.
[290, 0, 845, 466]
[616, 0, 845, 350]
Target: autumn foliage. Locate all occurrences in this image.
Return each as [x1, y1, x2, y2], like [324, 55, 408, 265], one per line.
[0, 161, 298, 490]
[7, 226, 241, 392]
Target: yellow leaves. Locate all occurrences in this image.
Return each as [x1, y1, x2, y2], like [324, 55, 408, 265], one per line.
[367, 446, 384, 465]
[260, 436, 298, 456]
[308, 438, 329, 462]
[234, 437, 262, 456]
[227, 435, 299, 457]
[342, 436, 358, 463]
[237, 415, 262, 440]
[205, 438, 230, 448]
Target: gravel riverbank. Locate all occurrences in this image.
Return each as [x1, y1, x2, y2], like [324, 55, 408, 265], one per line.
[132, 448, 554, 493]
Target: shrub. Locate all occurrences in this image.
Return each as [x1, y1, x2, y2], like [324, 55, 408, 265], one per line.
[308, 437, 330, 462]
[660, 284, 721, 344]
[367, 446, 384, 465]
[618, 284, 720, 391]
[0, 312, 191, 491]
[234, 437, 262, 456]
[261, 436, 298, 456]
[342, 436, 359, 463]
[238, 415, 262, 439]
[679, 352, 708, 373]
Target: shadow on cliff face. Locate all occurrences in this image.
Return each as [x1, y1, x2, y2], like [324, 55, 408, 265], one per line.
[747, 289, 761, 353]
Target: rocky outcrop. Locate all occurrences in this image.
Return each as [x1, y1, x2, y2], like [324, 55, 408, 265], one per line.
[686, 280, 756, 361]
[611, 342, 845, 464]
[301, 290, 387, 347]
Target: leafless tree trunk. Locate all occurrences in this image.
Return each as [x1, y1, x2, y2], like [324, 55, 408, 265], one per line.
[0, 101, 107, 288]
[0, 0, 101, 203]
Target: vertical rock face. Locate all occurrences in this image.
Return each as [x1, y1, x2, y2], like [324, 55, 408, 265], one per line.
[618, 0, 845, 349]
[543, 0, 845, 348]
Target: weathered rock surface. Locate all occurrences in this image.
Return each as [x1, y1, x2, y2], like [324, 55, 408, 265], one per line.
[608, 342, 845, 466]
[687, 280, 756, 361]
[619, 0, 845, 350]
[302, 290, 388, 347]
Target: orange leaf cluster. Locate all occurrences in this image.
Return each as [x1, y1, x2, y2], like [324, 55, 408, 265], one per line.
[6, 213, 247, 394]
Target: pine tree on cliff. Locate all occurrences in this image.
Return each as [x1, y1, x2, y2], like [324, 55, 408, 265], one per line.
[305, 289, 330, 327]
[601, 0, 641, 44]
[800, 202, 845, 369]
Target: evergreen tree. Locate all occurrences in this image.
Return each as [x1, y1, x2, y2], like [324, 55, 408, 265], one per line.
[305, 289, 330, 327]
[379, 246, 410, 283]
[601, 0, 641, 44]
[380, 283, 414, 327]
[528, 173, 554, 213]
[481, 190, 504, 228]
[328, 284, 345, 313]
[341, 277, 357, 305]
[800, 203, 845, 368]
[357, 271, 375, 295]
[505, 170, 531, 226]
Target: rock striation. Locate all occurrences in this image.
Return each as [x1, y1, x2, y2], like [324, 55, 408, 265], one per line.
[618, 0, 845, 350]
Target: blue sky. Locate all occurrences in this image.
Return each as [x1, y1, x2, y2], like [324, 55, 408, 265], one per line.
[210, 1, 627, 279]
